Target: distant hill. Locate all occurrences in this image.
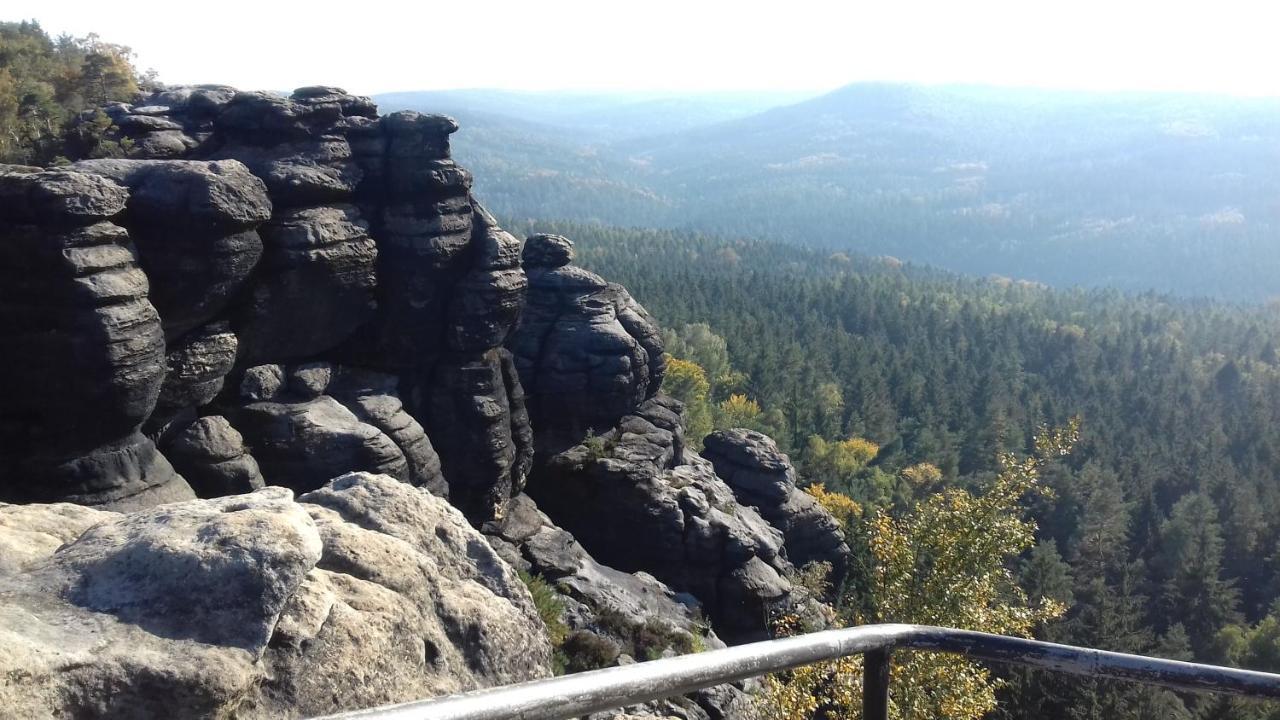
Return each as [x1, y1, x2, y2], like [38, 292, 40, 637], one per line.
[379, 84, 1280, 301]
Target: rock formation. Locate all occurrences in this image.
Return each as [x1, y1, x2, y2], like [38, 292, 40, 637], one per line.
[0, 86, 851, 718]
[510, 233, 666, 456]
[0, 473, 550, 719]
[524, 396, 801, 644]
[702, 429, 852, 586]
[0, 166, 195, 509]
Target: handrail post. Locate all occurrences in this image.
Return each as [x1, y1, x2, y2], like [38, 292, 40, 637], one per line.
[863, 647, 891, 720]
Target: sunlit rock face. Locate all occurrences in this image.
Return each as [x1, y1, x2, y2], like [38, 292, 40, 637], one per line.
[702, 428, 852, 585]
[509, 233, 666, 457]
[0, 474, 552, 719]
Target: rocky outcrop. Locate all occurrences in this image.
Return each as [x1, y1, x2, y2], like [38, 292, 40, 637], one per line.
[0, 473, 551, 719]
[163, 415, 265, 497]
[38, 87, 532, 521]
[1, 85, 850, 719]
[485, 493, 753, 720]
[509, 233, 665, 456]
[525, 396, 802, 644]
[68, 158, 271, 341]
[223, 362, 444, 494]
[702, 429, 851, 587]
[0, 167, 195, 509]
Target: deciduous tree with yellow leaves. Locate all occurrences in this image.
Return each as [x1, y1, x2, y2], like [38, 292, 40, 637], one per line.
[759, 420, 1079, 720]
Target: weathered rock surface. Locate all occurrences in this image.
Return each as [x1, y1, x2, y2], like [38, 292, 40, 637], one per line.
[0, 167, 195, 509]
[416, 348, 532, 520]
[163, 415, 265, 497]
[148, 321, 239, 435]
[218, 362, 444, 495]
[485, 493, 752, 720]
[0, 473, 551, 719]
[226, 371, 409, 493]
[702, 429, 851, 585]
[234, 203, 377, 365]
[69, 158, 271, 341]
[327, 367, 447, 497]
[525, 396, 799, 644]
[27, 87, 533, 523]
[509, 233, 666, 456]
[98, 88, 531, 522]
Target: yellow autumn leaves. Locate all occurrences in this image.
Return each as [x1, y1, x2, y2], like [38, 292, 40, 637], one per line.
[757, 420, 1079, 720]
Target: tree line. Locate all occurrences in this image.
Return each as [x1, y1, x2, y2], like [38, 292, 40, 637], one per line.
[0, 20, 144, 165]
[508, 219, 1280, 719]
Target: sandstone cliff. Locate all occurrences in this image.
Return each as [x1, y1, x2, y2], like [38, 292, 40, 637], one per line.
[0, 86, 849, 719]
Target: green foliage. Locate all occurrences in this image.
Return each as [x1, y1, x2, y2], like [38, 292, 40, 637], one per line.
[0, 21, 145, 164]
[663, 356, 714, 446]
[663, 323, 732, 393]
[517, 570, 568, 647]
[503, 220, 1280, 716]
[579, 427, 617, 463]
[761, 426, 1072, 720]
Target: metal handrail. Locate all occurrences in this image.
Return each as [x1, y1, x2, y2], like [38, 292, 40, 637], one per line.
[311, 623, 1280, 720]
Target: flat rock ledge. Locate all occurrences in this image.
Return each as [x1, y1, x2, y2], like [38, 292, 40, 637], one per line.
[0, 472, 551, 719]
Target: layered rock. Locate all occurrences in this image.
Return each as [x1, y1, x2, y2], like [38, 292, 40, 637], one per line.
[148, 321, 239, 435]
[0, 473, 551, 719]
[68, 158, 271, 341]
[212, 90, 378, 365]
[485, 493, 753, 720]
[44, 87, 533, 522]
[509, 233, 666, 456]
[0, 167, 195, 509]
[702, 429, 851, 586]
[222, 362, 444, 494]
[117, 88, 528, 521]
[163, 416, 265, 497]
[525, 396, 801, 643]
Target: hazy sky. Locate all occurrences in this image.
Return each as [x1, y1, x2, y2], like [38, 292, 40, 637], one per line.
[14, 0, 1280, 96]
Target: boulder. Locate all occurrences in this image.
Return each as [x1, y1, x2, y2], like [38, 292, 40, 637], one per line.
[224, 362, 444, 495]
[0, 473, 551, 719]
[702, 429, 851, 585]
[163, 415, 265, 497]
[526, 396, 802, 644]
[227, 392, 409, 494]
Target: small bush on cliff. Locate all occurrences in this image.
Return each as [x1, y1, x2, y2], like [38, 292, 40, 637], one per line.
[560, 630, 621, 673]
[594, 607, 703, 662]
[580, 428, 617, 463]
[518, 570, 568, 646]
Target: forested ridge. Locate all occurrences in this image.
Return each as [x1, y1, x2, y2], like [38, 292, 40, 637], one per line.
[400, 84, 1280, 300]
[508, 219, 1280, 718]
[6, 19, 1280, 714]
